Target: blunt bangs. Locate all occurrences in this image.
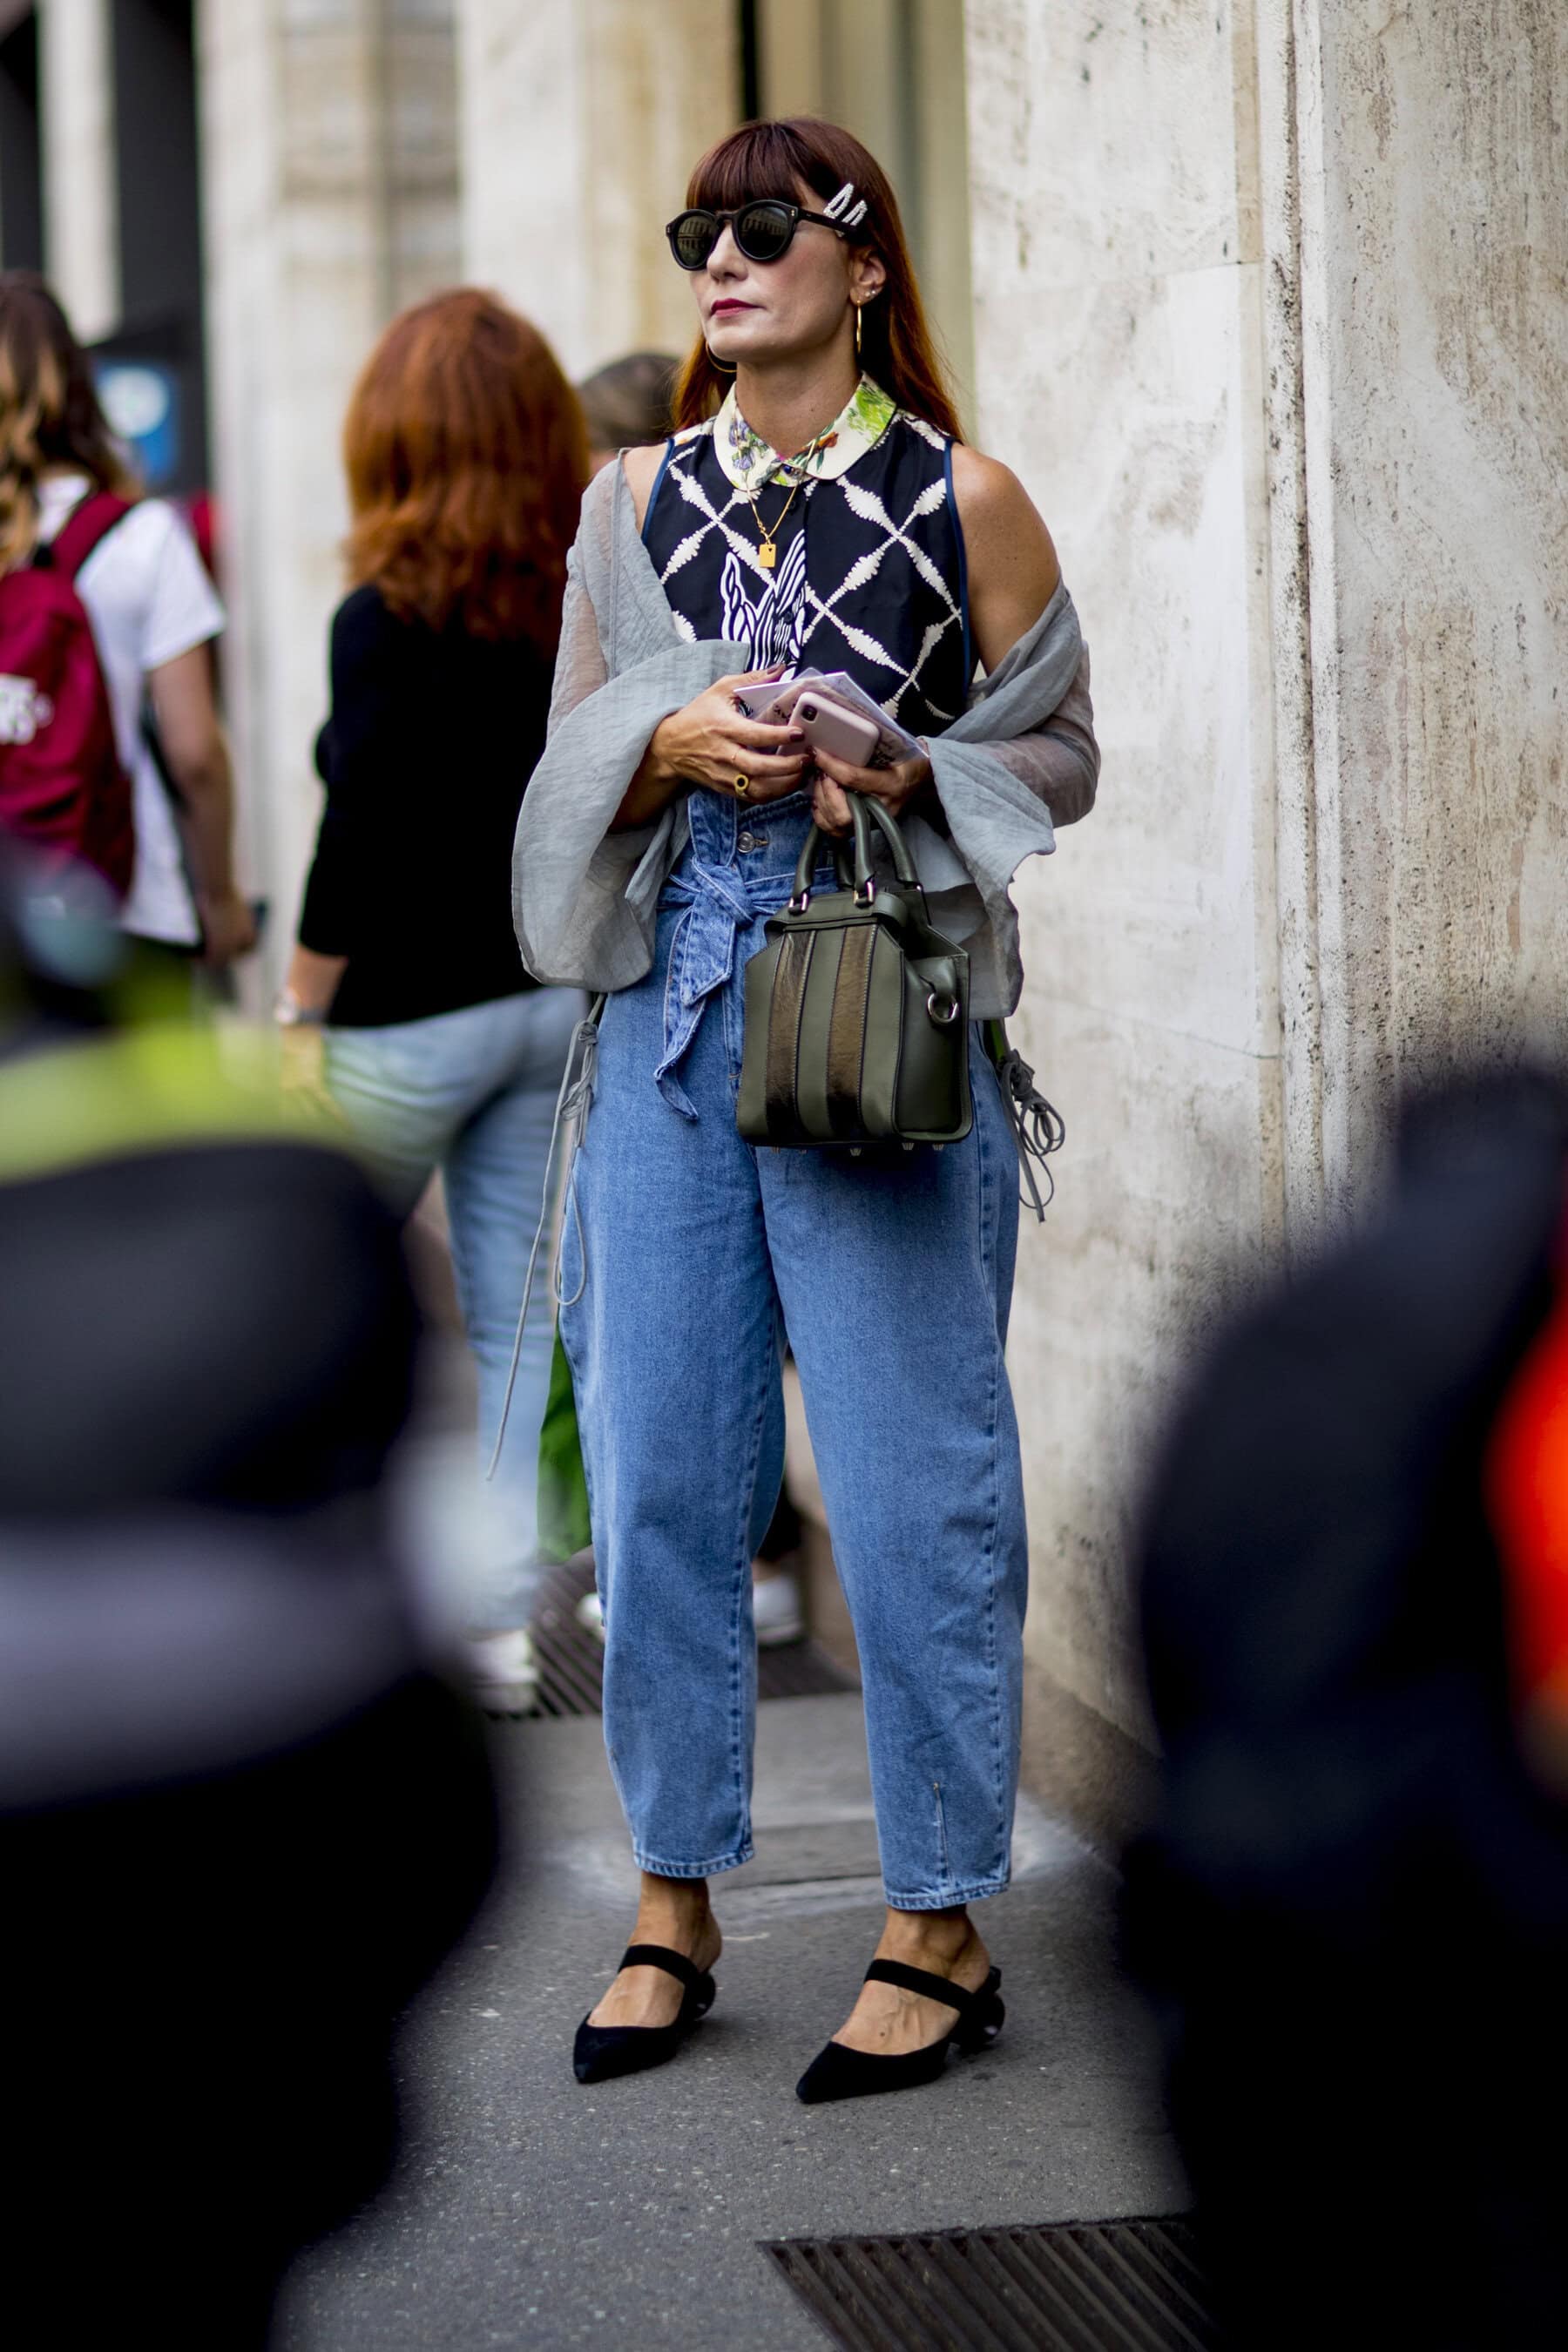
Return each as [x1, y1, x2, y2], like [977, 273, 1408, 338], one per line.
[688, 123, 842, 223]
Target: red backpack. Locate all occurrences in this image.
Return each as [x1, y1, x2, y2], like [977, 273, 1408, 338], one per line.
[0, 492, 136, 897]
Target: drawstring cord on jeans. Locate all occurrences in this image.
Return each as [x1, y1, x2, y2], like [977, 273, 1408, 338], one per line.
[484, 997, 605, 1482]
[984, 1019, 1065, 1221]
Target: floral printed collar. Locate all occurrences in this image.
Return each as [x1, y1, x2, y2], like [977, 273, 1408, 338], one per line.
[710, 374, 896, 491]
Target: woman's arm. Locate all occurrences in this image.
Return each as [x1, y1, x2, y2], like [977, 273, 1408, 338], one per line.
[622, 442, 665, 535]
[280, 943, 347, 1019]
[145, 646, 256, 965]
[811, 449, 1095, 833]
[985, 645, 1099, 826]
[955, 456, 1097, 821]
[949, 444, 1061, 674]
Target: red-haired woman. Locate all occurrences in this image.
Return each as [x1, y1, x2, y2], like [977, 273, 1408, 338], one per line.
[282, 289, 589, 1713]
[515, 119, 1098, 2101]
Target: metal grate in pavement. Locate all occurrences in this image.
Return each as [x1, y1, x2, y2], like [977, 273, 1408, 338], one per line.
[761, 2218, 1217, 2352]
[530, 1552, 858, 1718]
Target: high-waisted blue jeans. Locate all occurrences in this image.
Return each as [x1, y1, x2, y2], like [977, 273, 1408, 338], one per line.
[559, 788, 1026, 1909]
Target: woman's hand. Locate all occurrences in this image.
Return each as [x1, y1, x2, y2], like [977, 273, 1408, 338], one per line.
[808, 744, 934, 837]
[276, 1024, 345, 1125]
[612, 668, 809, 828]
[196, 884, 259, 967]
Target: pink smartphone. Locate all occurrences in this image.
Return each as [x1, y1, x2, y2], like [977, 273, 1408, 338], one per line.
[794, 694, 880, 767]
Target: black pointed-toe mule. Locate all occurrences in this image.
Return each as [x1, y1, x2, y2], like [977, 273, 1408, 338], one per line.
[795, 1959, 1004, 2105]
[572, 1943, 717, 2085]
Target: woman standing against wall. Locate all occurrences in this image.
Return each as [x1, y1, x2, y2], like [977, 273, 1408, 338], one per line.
[281, 290, 588, 1713]
[515, 118, 1097, 2101]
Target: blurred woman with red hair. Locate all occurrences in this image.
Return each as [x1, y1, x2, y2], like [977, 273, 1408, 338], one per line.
[281, 288, 589, 1713]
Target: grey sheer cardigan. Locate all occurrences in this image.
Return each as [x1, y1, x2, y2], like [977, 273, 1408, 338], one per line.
[512, 457, 1098, 1020]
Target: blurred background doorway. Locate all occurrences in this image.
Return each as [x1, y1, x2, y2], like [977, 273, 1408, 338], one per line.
[745, 0, 976, 426]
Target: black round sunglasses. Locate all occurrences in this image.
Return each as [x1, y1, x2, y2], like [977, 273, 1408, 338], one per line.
[665, 199, 859, 273]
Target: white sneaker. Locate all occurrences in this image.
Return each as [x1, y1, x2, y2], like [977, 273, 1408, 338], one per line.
[463, 1626, 539, 1716]
[578, 1577, 806, 1648]
[575, 1589, 606, 1641]
[753, 1566, 806, 1647]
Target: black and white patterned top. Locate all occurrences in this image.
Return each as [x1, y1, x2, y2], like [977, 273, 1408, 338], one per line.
[641, 375, 971, 738]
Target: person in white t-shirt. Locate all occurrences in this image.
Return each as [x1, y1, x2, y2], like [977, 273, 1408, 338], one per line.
[0, 273, 253, 966]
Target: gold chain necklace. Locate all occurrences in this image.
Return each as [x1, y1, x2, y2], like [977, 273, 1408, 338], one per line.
[744, 429, 829, 570]
[747, 474, 804, 570]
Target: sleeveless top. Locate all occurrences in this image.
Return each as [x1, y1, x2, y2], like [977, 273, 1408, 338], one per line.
[642, 375, 970, 735]
[638, 378, 971, 1117]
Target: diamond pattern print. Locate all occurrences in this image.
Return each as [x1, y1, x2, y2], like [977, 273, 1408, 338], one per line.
[645, 406, 969, 739]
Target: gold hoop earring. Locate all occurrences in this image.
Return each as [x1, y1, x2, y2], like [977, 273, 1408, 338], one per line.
[854, 304, 863, 362]
[706, 344, 737, 376]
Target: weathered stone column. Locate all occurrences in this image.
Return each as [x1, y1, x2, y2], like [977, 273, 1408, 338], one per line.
[456, 0, 739, 377]
[1278, 0, 1568, 1203]
[965, 0, 1568, 1812]
[195, 0, 459, 985]
[967, 2, 1283, 1768]
[37, 0, 118, 338]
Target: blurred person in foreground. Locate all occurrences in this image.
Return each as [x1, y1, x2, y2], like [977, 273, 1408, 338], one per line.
[280, 289, 590, 1716]
[1127, 1072, 1568, 2349]
[0, 848, 496, 2349]
[0, 272, 255, 983]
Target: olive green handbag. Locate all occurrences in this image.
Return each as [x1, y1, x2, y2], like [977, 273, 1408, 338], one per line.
[737, 794, 972, 1150]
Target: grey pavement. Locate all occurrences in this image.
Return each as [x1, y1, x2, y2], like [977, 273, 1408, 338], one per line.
[272, 1692, 1187, 2351]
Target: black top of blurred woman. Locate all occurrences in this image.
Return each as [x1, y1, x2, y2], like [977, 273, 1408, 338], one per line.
[298, 584, 552, 1027]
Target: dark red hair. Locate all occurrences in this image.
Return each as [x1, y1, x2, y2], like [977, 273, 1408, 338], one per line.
[672, 118, 963, 442]
[344, 288, 589, 651]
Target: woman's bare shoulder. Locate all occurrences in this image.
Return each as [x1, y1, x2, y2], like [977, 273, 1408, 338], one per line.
[950, 443, 1051, 543]
[619, 443, 667, 533]
[950, 443, 1060, 612]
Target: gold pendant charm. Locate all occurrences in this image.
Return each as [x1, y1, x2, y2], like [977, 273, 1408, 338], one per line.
[758, 541, 776, 569]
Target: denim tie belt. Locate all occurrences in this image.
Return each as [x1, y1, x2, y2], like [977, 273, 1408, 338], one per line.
[652, 790, 832, 1119]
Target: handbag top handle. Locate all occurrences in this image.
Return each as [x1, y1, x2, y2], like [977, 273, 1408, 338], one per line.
[789, 793, 923, 912]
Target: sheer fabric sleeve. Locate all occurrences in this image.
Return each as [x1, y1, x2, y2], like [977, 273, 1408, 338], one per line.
[548, 550, 610, 736]
[981, 643, 1098, 828]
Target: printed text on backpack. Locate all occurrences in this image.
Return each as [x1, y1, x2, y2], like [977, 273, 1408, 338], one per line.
[0, 492, 136, 896]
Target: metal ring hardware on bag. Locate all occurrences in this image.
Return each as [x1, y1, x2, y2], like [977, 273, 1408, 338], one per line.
[927, 990, 960, 1025]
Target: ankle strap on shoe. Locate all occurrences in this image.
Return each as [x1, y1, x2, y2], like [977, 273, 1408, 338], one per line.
[863, 1957, 991, 2013]
[620, 1943, 705, 1990]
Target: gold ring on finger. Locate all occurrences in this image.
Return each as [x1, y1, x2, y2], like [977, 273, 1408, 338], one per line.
[733, 774, 750, 799]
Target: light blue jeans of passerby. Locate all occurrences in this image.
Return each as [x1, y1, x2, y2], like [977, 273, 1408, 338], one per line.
[558, 788, 1026, 1909]
[325, 984, 585, 1630]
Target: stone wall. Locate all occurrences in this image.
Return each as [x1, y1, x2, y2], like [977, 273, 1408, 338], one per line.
[456, 0, 738, 380]
[966, 0, 1284, 1739]
[964, 0, 1567, 1754]
[1289, 0, 1568, 1200]
[197, 0, 461, 982]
